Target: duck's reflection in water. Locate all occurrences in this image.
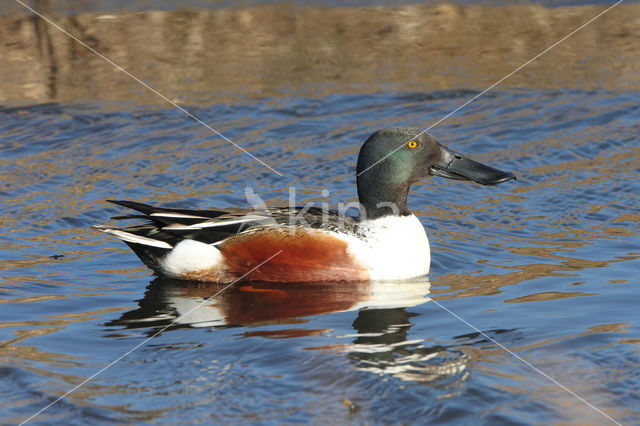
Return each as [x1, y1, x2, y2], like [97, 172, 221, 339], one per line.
[111, 277, 467, 385]
[111, 277, 431, 329]
[347, 307, 469, 385]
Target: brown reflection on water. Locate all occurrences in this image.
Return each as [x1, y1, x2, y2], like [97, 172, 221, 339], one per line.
[0, 307, 127, 385]
[426, 120, 640, 299]
[114, 277, 466, 388]
[433, 231, 640, 299]
[458, 321, 632, 423]
[1, 3, 639, 104]
[428, 182, 639, 297]
[112, 276, 431, 330]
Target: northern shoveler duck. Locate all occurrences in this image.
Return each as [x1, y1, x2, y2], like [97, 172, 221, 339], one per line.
[95, 128, 515, 283]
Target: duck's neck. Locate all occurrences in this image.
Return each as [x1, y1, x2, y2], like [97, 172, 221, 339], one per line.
[357, 172, 411, 220]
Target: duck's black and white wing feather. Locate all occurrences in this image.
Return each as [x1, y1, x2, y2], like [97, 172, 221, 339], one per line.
[95, 200, 359, 261]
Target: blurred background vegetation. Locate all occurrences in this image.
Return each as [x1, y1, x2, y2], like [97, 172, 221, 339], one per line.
[2, 0, 638, 105]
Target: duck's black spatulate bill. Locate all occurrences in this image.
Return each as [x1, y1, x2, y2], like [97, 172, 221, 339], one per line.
[430, 145, 515, 185]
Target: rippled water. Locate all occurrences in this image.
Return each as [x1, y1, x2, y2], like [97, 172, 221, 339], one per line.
[1, 2, 639, 425]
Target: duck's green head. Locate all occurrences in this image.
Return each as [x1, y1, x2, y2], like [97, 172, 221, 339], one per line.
[356, 128, 515, 219]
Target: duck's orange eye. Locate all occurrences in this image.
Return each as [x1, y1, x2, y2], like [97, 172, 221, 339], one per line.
[408, 140, 418, 149]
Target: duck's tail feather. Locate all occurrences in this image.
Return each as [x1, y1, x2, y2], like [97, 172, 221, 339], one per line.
[93, 225, 173, 249]
[93, 225, 174, 273]
[122, 241, 169, 273]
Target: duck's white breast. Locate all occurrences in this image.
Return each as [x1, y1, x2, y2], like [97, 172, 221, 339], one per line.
[341, 214, 431, 280]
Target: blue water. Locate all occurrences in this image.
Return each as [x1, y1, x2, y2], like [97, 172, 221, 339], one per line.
[2, 86, 638, 424]
[1, 2, 640, 425]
